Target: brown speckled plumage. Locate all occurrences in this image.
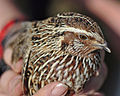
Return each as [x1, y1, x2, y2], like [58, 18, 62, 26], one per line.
[9, 12, 110, 96]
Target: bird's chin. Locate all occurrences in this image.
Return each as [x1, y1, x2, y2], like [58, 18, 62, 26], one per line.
[78, 49, 101, 58]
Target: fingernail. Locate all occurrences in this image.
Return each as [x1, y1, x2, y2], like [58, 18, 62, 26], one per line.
[9, 75, 22, 92]
[52, 83, 68, 96]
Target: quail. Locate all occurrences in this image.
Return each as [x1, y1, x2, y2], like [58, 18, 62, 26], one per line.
[8, 12, 111, 96]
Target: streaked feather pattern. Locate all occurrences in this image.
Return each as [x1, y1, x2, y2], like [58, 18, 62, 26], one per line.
[9, 12, 110, 96]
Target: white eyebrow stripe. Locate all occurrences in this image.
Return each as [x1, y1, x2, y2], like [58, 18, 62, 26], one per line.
[55, 27, 93, 36]
[54, 26, 102, 40]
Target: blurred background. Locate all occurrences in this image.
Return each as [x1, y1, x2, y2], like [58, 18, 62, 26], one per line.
[0, 0, 120, 96]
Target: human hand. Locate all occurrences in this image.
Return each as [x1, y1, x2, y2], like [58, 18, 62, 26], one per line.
[0, 48, 69, 96]
[0, 49, 24, 96]
[0, 70, 68, 96]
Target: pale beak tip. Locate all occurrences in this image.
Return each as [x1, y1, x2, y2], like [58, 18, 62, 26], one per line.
[104, 47, 111, 53]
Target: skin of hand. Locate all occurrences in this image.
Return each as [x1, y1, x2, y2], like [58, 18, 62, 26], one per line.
[0, 49, 69, 96]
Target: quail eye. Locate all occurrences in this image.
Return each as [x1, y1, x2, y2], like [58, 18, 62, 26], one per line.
[79, 34, 88, 40]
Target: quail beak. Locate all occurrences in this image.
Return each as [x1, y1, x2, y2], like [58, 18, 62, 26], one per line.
[93, 43, 111, 53]
[103, 46, 111, 53]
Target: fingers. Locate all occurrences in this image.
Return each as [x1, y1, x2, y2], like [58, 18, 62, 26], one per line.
[3, 48, 23, 73]
[0, 70, 23, 96]
[3, 48, 12, 65]
[0, 70, 68, 96]
[34, 82, 68, 96]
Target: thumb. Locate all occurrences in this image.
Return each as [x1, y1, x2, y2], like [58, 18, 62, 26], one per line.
[34, 82, 68, 96]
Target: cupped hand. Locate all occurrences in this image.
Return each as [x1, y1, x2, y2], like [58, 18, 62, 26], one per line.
[0, 48, 68, 96]
[0, 70, 68, 96]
